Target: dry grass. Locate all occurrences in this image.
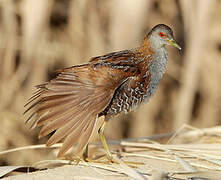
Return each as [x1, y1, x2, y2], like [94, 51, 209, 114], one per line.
[1, 126, 221, 179]
[0, 0, 221, 172]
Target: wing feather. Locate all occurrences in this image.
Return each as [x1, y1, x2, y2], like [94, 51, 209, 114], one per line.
[46, 111, 91, 147]
[25, 60, 140, 156]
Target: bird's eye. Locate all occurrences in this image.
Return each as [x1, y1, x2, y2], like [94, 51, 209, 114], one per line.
[159, 32, 166, 39]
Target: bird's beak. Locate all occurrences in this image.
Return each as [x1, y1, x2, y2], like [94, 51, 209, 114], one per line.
[168, 39, 181, 50]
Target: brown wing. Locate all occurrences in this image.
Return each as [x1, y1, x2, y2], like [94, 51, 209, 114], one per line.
[25, 60, 139, 157]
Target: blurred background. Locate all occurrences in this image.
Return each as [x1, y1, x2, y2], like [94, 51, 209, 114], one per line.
[0, 0, 220, 166]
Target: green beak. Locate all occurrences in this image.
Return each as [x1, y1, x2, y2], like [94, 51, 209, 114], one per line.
[168, 39, 181, 50]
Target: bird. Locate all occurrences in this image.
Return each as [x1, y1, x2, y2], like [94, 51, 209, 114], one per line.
[24, 24, 181, 161]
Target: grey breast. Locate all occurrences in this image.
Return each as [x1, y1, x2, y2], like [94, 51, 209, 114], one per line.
[144, 47, 168, 101]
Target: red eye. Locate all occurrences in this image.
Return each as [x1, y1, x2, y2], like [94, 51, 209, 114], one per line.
[160, 32, 166, 38]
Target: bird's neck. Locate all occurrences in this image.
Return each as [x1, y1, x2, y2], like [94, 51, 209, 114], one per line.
[153, 46, 168, 60]
[142, 45, 168, 101]
[149, 46, 168, 78]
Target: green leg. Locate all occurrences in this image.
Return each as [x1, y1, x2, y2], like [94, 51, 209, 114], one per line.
[98, 121, 113, 161]
[97, 121, 144, 166]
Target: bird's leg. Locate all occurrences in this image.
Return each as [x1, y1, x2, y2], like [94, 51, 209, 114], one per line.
[81, 122, 114, 163]
[98, 121, 145, 166]
[81, 121, 113, 163]
[82, 144, 89, 161]
[81, 121, 144, 166]
[98, 121, 113, 162]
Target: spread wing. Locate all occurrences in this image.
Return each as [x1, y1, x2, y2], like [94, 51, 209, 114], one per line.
[24, 51, 141, 157]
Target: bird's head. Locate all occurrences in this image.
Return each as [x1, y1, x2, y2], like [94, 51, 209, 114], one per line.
[148, 24, 181, 50]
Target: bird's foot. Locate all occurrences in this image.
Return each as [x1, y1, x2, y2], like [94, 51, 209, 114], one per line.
[106, 155, 144, 168]
[85, 153, 144, 168]
[82, 154, 114, 164]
